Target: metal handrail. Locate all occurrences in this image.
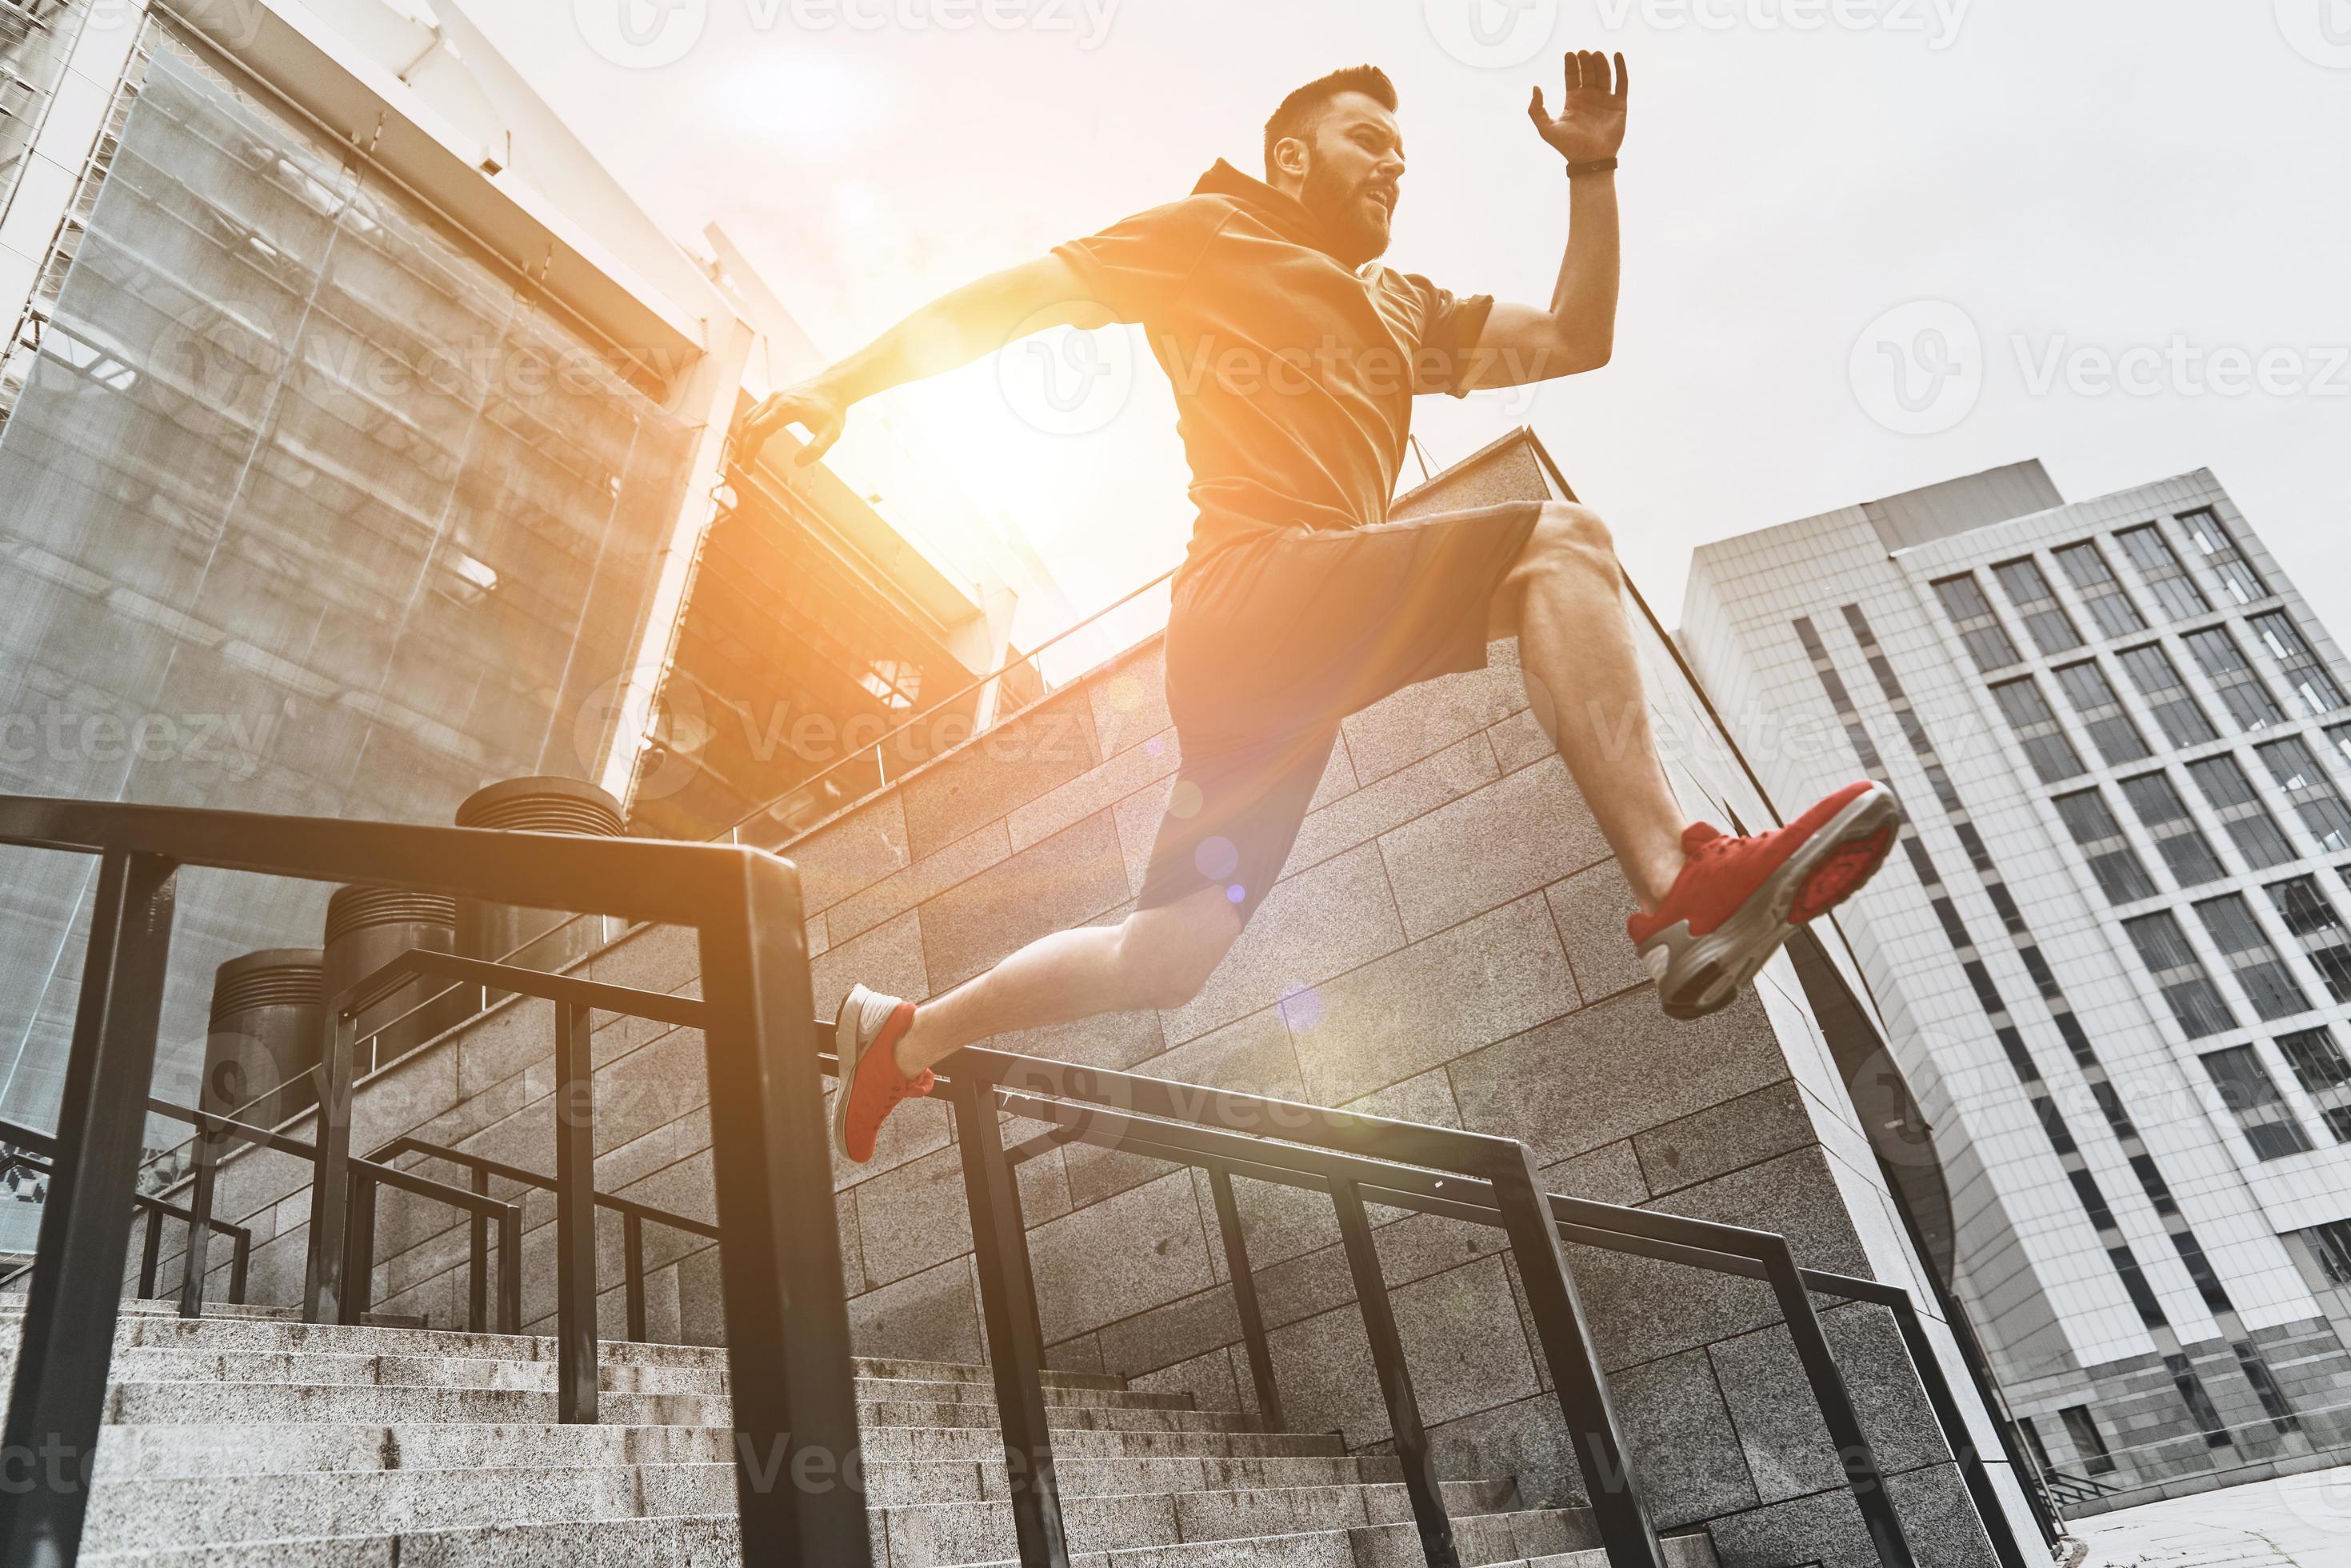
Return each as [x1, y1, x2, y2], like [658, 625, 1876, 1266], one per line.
[0, 791, 846, 1568]
[942, 1046, 2037, 1568]
[0, 1145, 250, 1307]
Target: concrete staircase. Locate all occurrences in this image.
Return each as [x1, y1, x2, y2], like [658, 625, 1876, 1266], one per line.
[4, 1301, 1721, 1566]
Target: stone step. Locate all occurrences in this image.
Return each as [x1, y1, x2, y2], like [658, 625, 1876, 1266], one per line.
[93, 1418, 1352, 1482]
[48, 1346, 1186, 1413]
[2, 1312, 1124, 1391]
[861, 1424, 1349, 1463]
[102, 1380, 1267, 1439]
[882, 1478, 1534, 1568]
[0, 1294, 428, 1330]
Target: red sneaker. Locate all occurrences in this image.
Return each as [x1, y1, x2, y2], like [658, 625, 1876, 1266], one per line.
[1628, 781, 1901, 1021]
[832, 984, 932, 1163]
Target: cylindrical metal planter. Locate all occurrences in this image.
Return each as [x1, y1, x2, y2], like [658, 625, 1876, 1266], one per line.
[453, 776, 626, 996]
[322, 885, 465, 1070]
[202, 949, 325, 1132]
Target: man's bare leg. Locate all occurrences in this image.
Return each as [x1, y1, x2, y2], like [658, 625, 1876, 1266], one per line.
[891, 885, 1241, 1077]
[1491, 500, 1689, 912]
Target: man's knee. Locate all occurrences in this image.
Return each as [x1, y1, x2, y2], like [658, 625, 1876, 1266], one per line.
[1525, 500, 1616, 571]
[1119, 894, 1242, 1010]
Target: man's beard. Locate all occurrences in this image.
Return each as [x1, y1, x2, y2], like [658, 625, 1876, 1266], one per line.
[1297, 159, 1389, 267]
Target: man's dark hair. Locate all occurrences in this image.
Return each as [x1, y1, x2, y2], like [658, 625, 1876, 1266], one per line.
[1262, 66, 1396, 177]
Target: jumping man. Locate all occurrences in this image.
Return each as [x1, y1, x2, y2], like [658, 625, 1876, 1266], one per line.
[739, 54, 1901, 1163]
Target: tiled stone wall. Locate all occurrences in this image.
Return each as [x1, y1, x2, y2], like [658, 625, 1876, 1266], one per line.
[162, 432, 2045, 1567]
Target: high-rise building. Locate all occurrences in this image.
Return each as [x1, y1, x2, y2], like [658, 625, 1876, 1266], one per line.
[1682, 461, 2351, 1509]
[0, 0, 1054, 1234]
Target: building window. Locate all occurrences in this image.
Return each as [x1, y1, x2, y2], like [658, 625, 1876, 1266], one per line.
[2201, 1045, 2313, 1158]
[2053, 789, 2158, 903]
[2185, 754, 2297, 870]
[1933, 574, 2021, 673]
[1990, 678, 2085, 784]
[2304, 1219, 2351, 1284]
[2053, 540, 2147, 639]
[2195, 894, 2310, 1022]
[2116, 524, 2213, 621]
[2182, 626, 2285, 732]
[2051, 660, 2150, 766]
[2256, 734, 2351, 852]
[2057, 1406, 2117, 1476]
[2119, 772, 2227, 887]
[2275, 1026, 2351, 1142]
[2178, 508, 2271, 606]
[2329, 723, 2351, 776]
[2117, 643, 2218, 748]
[2266, 878, 2351, 1006]
[2249, 610, 2346, 716]
[1993, 557, 2085, 657]
[2125, 910, 2237, 1038]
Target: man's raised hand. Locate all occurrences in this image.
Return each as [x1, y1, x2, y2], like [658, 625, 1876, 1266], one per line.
[1527, 50, 1629, 166]
[740, 380, 849, 468]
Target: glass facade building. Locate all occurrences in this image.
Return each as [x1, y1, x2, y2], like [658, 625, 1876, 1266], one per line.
[0, 34, 695, 1150]
[1685, 462, 2351, 1508]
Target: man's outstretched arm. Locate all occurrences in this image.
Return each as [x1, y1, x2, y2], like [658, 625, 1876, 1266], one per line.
[1461, 50, 1628, 390]
[741, 254, 1114, 466]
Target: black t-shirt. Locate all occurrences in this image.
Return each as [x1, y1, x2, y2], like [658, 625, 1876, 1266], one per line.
[1052, 158, 1493, 579]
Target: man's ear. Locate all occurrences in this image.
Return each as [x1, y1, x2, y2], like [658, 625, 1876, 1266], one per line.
[1271, 138, 1307, 181]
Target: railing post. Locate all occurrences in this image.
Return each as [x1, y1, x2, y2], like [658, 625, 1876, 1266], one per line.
[950, 1070, 1068, 1568]
[625, 1210, 648, 1344]
[1485, 1142, 1665, 1568]
[1330, 1177, 1456, 1568]
[302, 1006, 361, 1324]
[469, 1166, 490, 1334]
[498, 1202, 523, 1336]
[0, 850, 178, 1566]
[554, 998, 598, 1423]
[228, 1229, 250, 1306]
[1757, 1243, 1915, 1567]
[339, 1173, 378, 1325]
[694, 856, 870, 1567]
[1883, 1296, 2033, 1568]
[1207, 1166, 1283, 1431]
[137, 1204, 163, 1299]
[177, 1120, 219, 1318]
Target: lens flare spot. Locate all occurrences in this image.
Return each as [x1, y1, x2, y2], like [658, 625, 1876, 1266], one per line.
[1168, 780, 1204, 819]
[1194, 834, 1238, 880]
[1225, 884, 1246, 904]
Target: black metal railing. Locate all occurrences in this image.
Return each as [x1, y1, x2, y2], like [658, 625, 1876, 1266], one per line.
[946, 1049, 2038, 1568]
[142, 1096, 526, 1336]
[0, 1134, 250, 1310]
[0, 793, 848, 1568]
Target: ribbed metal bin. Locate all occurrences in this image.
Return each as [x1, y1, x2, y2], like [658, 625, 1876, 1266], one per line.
[202, 948, 325, 1131]
[453, 776, 626, 998]
[322, 885, 466, 1070]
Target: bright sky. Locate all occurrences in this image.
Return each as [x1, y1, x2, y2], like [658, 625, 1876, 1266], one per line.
[492, 1, 2351, 644]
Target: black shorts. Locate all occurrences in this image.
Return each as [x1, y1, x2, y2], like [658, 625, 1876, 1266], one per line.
[1138, 500, 1544, 920]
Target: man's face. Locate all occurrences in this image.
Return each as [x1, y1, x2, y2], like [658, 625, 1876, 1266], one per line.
[1285, 92, 1405, 267]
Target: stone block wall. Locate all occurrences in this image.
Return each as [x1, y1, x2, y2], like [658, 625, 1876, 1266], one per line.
[159, 431, 2045, 1567]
